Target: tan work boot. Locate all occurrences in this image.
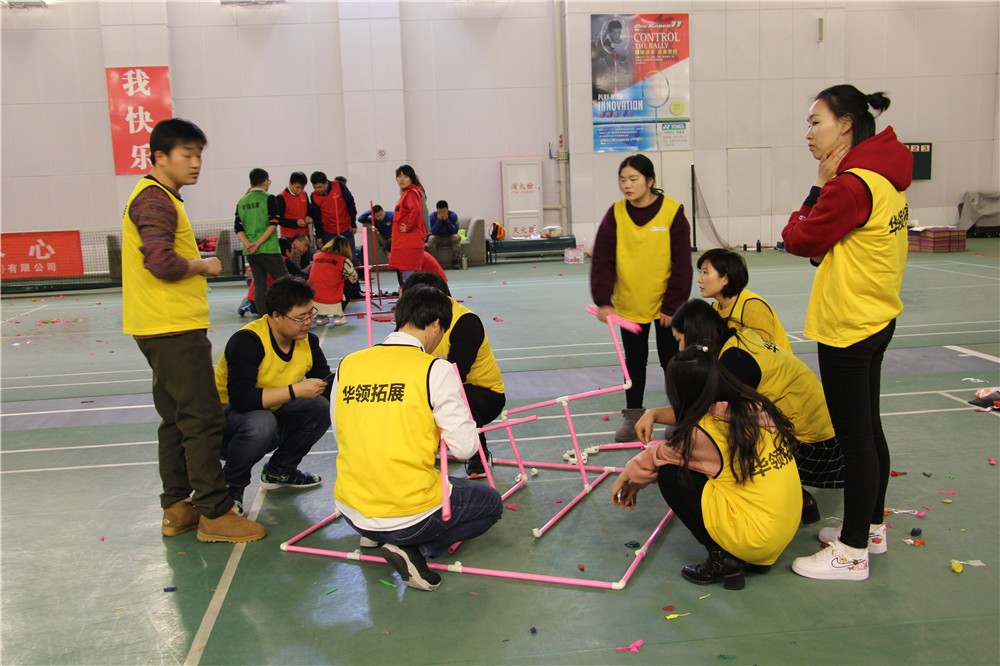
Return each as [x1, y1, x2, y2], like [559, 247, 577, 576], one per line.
[162, 499, 200, 537]
[614, 408, 645, 443]
[197, 509, 266, 543]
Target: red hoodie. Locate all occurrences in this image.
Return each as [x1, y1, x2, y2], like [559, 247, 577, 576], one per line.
[782, 127, 913, 258]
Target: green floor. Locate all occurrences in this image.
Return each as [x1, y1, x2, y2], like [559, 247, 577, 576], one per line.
[2, 240, 999, 665]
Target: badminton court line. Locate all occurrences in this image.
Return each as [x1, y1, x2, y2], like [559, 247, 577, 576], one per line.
[907, 264, 1000, 281]
[943, 345, 1000, 363]
[183, 488, 267, 666]
[1, 303, 49, 322]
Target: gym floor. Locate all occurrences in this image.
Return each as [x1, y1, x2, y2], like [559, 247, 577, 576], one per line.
[2, 240, 998, 665]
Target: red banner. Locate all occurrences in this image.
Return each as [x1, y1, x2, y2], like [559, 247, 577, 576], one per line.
[0, 231, 85, 278]
[106, 66, 173, 176]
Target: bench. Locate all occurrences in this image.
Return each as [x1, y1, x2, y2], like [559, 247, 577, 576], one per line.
[486, 235, 577, 264]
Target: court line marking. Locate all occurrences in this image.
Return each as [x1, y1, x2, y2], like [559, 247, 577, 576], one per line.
[183, 488, 266, 666]
[1, 440, 156, 454]
[0, 379, 151, 390]
[2, 304, 48, 322]
[943, 344, 1000, 363]
[907, 264, 1000, 281]
[2, 369, 150, 380]
[1, 404, 154, 417]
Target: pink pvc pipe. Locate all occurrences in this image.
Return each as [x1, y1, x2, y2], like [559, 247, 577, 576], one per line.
[492, 458, 624, 474]
[596, 442, 648, 451]
[282, 543, 620, 589]
[363, 202, 374, 347]
[480, 415, 537, 432]
[617, 509, 674, 587]
[283, 511, 341, 547]
[533, 469, 612, 538]
[585, 305, 642, 333]
[440, 439, 452, 521]
[453, 364, 495, 488]
[560, 400, 590, 486]
[505, 384, 626, 417]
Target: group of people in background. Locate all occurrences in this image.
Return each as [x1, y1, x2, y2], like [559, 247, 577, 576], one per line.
[123, 81, 910, 592]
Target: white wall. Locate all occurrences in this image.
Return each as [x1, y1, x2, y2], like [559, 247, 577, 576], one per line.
[2, 0, 998, 250]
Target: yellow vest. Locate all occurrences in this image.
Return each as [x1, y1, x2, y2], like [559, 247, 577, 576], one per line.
[433, 299, 505, 394]
[805, 168, 908, 347]
[214, 316, 314, 408]
[334, 345, 443, 518]
[612, 196, 681, 323]
[721, 329, 835, 443]
[699, 412, 801, 565]
[122, 178, 210, 336]
[715, 289, 791, 350]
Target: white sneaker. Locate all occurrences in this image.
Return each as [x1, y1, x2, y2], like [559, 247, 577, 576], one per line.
[332, 316, 348, 326]
[818, 523, 888, 555]
[359, 536, 382, 548]
[792, 539, 869, 581]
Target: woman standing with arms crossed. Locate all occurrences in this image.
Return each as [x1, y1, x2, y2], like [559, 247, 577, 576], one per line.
[782, 85, 912, 581]
[389, 165, 429, 284]
[590, 154, 692, 442]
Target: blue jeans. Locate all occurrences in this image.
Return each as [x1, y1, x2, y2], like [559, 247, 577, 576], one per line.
[220, 397, 331, 489]
[345, 477, 503, 558]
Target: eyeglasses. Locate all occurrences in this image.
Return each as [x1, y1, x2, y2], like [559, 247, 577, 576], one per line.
[283, 307, 319, 325]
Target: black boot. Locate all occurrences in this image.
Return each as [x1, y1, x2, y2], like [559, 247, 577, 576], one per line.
[681, 550, 746, 590]
[801, 488, 821, 525]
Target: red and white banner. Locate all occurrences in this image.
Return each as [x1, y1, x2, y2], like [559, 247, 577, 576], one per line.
[106, 66, 173, 176]
[0, 231, 85, 278]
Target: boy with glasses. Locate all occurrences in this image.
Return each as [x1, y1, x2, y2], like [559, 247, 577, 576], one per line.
[214, 277, 332, 514]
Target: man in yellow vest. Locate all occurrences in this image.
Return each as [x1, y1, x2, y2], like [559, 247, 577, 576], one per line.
[122, 118, 265, 543]
[215, 277, 332, 515]
[333, 285, 504, 591]
[402, 272, 505, 478]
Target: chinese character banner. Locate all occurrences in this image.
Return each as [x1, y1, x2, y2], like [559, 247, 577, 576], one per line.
[106, 66, 173, 175]
[0, 231, 84, 278]
[591, 14, 691, 152]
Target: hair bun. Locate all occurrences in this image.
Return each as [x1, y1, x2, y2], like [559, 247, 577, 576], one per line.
[866, 91, 891, 115]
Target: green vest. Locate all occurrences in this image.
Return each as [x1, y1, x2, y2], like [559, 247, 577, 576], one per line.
[238, 190, 279, 255]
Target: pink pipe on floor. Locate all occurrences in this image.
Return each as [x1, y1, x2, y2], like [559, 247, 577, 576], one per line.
[283, 511, 341, 547]
[532, 469, 612, 538]
[616, 509, 674, 587]
[280, 543, 621, 589]
[559, 400, 591, 486]
[480, 415, 537, 432]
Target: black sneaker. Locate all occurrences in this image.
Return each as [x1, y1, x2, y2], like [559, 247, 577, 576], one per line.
[229, 485, 245, 516]
[259, 467, 321, 490]
[381, 544, 441, 591]
[466, 450, 493, 479]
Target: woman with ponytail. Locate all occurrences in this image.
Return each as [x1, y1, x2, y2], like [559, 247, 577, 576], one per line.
[590, 153, 692, 443]
[610, 346, 801, 591]
[782, 85, 913, 581]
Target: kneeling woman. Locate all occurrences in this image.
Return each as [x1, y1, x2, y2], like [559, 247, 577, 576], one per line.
[611, 347, 801, 590]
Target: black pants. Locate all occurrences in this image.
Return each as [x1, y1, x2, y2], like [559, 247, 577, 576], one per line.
[816, 319, 895, 549]
[247, 253, 289, 317]
[620, 319, 679, 409]
[656, 464, 719, 553]
[136, 331, 234, 517]
[464, 385, 506, 453]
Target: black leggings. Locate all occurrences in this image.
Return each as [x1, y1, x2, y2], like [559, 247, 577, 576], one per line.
[656, 464, 719, 553]
[816, 320, 895, 549]
[621, 319, 679, 409]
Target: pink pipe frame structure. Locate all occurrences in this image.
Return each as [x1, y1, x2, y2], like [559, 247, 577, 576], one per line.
[281, 308, 674, 589]
[281, 507, 674, 591]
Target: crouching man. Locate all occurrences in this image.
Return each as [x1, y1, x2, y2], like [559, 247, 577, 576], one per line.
[215, 276, 331, 513]
[332, 285, 503, 590]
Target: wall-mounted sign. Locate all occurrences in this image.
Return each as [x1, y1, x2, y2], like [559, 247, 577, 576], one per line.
[106, 66, 173, 176]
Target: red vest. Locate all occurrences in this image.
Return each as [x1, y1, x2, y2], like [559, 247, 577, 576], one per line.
[312, 182, 350, 235]
[278, 189, 310, 238]
[308, 251, 347, 304]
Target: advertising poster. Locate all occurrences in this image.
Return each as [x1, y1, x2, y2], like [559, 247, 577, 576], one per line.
[106, 66, 173, 176]
[591, 14, 691, 152]
[0, 231, 84, 278]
